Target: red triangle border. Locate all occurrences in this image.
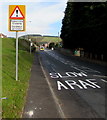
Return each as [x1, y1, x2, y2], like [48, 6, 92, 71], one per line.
[9, 6, 25, 19]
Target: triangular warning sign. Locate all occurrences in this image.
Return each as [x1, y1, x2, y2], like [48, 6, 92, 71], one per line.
[10, 6, 24, 19]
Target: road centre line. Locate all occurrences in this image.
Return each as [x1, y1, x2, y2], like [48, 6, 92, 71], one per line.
[70, 65, 86, 73]
[46, 51, 100, 74]
[46, 52, 80, 70]
[81, 66, 100, 73]
[51, 66, 57, 73]
[51, 63, 56, 69]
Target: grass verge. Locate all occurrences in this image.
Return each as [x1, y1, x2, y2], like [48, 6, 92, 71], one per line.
[41, 36, 62, 43]
[2, 38, 34, 118]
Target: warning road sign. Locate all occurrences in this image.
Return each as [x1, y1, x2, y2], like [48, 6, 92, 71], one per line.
[10, 6, 24, 19]
[8, 5, 26, 81]
[9, 5, 26, 31]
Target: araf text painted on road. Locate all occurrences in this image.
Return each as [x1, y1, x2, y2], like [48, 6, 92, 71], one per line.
[57, 79, 101, 90]
[50, 72, 87, 79]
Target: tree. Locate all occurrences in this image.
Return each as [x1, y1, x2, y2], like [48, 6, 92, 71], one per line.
[49, 42, 55, 49]
[60, 2, 107, 60]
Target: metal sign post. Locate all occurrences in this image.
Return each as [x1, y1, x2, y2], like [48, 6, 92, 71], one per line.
[30, 43, 31, 54]
[29, 39, 31, 54]
[16, 31, 18, 81]
[9, 5, 26, 81]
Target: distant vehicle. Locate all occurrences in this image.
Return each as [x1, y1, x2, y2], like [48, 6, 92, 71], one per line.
[40, 46, 44, 51]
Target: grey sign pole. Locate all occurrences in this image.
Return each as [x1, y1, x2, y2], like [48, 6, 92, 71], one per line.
[29, 39, 31, 54]
[30, 42, 31, 54]
[16, 31, 18, 81]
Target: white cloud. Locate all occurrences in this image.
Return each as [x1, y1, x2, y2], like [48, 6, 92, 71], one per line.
[0, 2, 67, 37]
[26, 3, 66, 34]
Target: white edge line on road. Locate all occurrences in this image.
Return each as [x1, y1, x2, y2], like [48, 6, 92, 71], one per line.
[39, 57, 67, 119]
[93, 75, 107, 78]
[101, 79, 107, 83]
[93, 75, 107, 83]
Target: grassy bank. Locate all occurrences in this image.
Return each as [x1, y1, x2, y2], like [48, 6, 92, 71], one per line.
[2, 38, 34, 118]
[41, 36, 62, 43]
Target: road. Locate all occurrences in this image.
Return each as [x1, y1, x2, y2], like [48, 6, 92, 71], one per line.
[39, 49, 107, 119]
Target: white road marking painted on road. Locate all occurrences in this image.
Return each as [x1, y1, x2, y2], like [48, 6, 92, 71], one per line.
[46, 51, 101, 75]
[70, 65, 100, 73]
[39, 57, 66, 118]
[50, 66, 56, 72]
[57, 81, 69, 90]
[57, 79, 101, 90]
[61, 60, 67, 64]
[45, 51, 103, 90]
[101, 79, 107, 83]
[51, 63, 56, 68]
[65, 80, 83, 89]
[50, 72, 87, 79]
[66, 72, 87, 77]
[93, 75, 107, 78]
[81, 66, 101, 73]
[46, 51, 68, 65]
[86, 79, 101, 88]
[50, 73, 59, 78]
[57, 73, 70, 78]
[78, 80, 99, 89]
[70, 65, 86, 73]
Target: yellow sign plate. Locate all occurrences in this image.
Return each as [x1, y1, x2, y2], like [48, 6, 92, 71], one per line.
[8, 5, 26, 32]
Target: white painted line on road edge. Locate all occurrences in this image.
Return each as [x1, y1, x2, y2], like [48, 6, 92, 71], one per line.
[93, 75, 107, 78]
[101, 79, 107, 83]
[39, 57, 67, 119]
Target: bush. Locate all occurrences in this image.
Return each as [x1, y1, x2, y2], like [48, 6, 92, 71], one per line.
[49, 42, 55, 49]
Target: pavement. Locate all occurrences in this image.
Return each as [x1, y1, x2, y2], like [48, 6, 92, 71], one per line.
[22, 52, 61, 118]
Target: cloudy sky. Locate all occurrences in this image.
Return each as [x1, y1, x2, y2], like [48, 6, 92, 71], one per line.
[0, 0, 67, 37]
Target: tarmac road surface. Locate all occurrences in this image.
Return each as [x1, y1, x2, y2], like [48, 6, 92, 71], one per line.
[38, 49, 107, 119]
[23, 49, 107, 119]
